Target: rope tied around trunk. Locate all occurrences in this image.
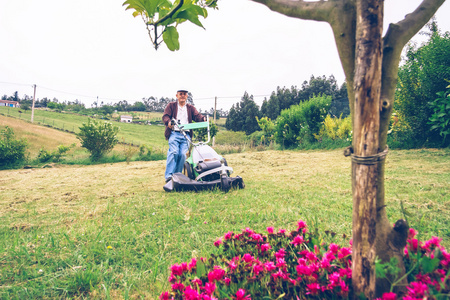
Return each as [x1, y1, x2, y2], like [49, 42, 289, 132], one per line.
[344, 145, 389, 165]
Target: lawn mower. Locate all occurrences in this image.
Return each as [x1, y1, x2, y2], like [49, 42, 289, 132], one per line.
[163, 116, 244, 192]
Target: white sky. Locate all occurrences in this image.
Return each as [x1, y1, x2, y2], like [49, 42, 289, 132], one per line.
[0, 0, 449, 111]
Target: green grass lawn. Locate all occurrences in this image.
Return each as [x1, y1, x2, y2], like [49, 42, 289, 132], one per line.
[0, 148, 449, 299]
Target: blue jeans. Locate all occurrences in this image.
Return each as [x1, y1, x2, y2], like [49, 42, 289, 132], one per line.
[165, 131, 190, 180]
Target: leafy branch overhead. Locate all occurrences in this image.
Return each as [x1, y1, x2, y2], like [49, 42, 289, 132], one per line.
[123, 0, 218, 51]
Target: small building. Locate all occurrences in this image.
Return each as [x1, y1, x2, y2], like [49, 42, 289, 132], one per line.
[0, 100, 20, 107]
[120, 115, 133, 123]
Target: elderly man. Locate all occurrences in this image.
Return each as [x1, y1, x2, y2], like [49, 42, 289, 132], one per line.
[162, 89, 206, 182]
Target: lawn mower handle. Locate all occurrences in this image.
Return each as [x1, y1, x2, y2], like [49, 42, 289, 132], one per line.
[171, 115, 210, 146]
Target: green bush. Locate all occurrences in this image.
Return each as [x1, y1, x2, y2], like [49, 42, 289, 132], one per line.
[195, 120, 218, 143]
[37, 144, 75, 163]
[0, 126, 28, 168]
[395, 25, 450, 147]
[274, 95, 331, 148]
[255, 116, 276, 146]
[76, 119, 119, 160]
[314, 114, 352, 142]
[137, 144, 165, 161]
[428, 85, 450, 145]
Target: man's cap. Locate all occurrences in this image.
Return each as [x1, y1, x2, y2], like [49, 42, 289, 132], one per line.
[177, 89, 188, 93]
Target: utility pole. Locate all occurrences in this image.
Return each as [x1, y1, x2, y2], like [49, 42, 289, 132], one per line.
[31, 84, 36, 123]
[212, 96, 217, 146]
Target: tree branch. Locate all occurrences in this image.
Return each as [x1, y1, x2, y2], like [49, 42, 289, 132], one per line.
[153, 0, 184, 26]
[384, 0, 445, 48]
[250, 0, 336, 22]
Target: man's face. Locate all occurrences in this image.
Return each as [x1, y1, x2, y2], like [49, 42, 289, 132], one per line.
[176, 91, 188, 106]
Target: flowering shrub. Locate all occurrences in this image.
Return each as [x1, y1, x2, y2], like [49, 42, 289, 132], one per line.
[160, 220, 449, 299]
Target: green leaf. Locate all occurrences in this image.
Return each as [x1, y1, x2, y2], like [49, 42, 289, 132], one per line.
[162, 26, 180, 51]
[175, 8, 204, 28]
[195, 259, 207, 277]
[420, 256, 440, 273]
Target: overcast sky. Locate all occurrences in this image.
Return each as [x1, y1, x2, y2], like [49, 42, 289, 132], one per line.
[0, 0, 449, 111]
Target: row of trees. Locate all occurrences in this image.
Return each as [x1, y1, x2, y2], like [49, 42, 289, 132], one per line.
[1, 92, 229, 118]
[226, 75, 349, 136]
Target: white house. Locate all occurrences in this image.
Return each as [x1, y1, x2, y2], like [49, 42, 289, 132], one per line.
[0, 100, 20, 107]
[120, 115, 133, 123]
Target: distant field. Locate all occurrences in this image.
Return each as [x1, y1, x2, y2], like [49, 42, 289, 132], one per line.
[0, 108, 168, 158]
[0, 148, 449, 298]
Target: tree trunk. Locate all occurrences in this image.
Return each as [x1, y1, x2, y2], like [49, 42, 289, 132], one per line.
[351, 0, 383, 298]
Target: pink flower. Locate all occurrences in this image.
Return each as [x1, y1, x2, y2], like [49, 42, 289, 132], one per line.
[236, 289, 251, 300]
[188, 258, 197, 270]
[224, 231, 233, 240]
[324, 251, 336, 262]
[191, 278, 202, 288]
[213, 238, 222, 247]
[320, 257, 331, 269]
[228, 260, 238, 270]
[168, 274, 176, 283]
[159, 291, 172, 300]
[253, 263, 264, 275]
[267, 227, 274, 234]
[338, 280, 349, 297]
[329, 243, 340, 254]
[407, 239, 419, 252]
[272, 269, 287, 280]
[297, 258, 307, 266]
[170, 263, 184, 276]
[380, 292, 397, 300]
[297, 220, 307, 230]
[422, 236, 442, 251]
[244, 227, 254, 235]
[291, 235, 304, 246]
[306, 283, 321, 296]
[204, 282, 216, 295]
[305, 251, 317, 262]
[275, 248, 286, 259]
[251, 233, 263, 242]
[328, 272, 341, 287]
[207, 267, 226, 282]
[406, 281, 429, 298]
[338, 247, 351, 259]
[296, 264, 313, 276]
[261, 243, 272, 252]
[242, 253, 254, 263]
[171, 282, 185, 291]
[276, 257, 287, 268]
[223, 277, 231, 286]
[339, 267, 352, 279]
[408, 228, 418, 239]
[183, 286, 200, 300]
[278, 229, 287, 235]
[264, 261, 276, 272]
